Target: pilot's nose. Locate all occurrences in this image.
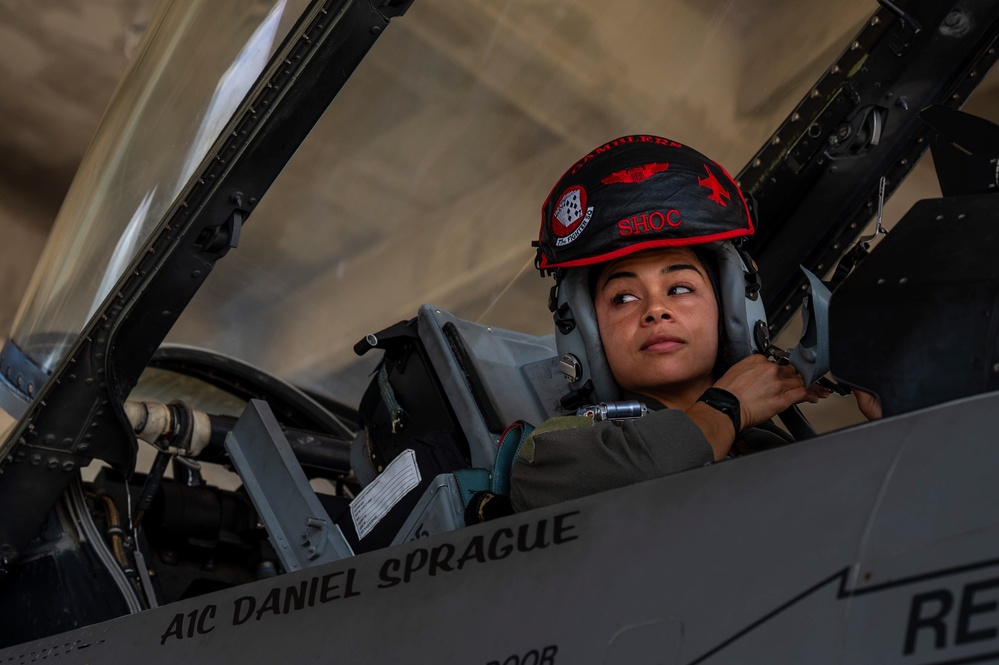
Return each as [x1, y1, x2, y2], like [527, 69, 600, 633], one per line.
[643, 297, 672, 323]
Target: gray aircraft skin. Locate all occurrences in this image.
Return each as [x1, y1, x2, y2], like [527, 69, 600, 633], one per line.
[6, 393, 999, 664]
[2, 395, 999, 665]
[1, 0, 999, 663]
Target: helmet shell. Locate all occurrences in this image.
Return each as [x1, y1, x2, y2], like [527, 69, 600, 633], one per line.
[536, 135, 753, 273]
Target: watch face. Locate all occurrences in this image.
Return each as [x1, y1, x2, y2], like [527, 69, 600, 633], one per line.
[717, 398, 738, 411]
[703, 388, 738, 410]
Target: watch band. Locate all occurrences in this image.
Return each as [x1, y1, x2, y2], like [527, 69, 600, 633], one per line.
[697, 387, 741, 435]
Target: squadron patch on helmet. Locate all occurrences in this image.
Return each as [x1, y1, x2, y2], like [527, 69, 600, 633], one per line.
[552, 185, 594, 247]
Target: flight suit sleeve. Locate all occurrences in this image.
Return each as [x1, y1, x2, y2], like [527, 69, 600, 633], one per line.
[509, 409, 714, 512]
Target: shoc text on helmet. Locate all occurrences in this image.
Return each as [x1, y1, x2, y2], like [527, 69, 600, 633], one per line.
[617, 209, 683, 236]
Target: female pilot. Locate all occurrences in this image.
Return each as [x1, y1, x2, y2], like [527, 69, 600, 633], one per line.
[510, 135, 825, 512]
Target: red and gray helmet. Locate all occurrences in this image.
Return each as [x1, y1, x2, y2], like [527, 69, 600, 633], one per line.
[534, 135, 768, 406]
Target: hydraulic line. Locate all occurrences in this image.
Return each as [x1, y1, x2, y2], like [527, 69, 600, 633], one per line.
[64, 478, 144, 613]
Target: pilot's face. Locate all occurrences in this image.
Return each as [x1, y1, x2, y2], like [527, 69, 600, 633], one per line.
[593, 247, 719, 405]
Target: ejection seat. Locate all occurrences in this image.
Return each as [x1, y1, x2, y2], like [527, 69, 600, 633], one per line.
[343, 305, 566, 551]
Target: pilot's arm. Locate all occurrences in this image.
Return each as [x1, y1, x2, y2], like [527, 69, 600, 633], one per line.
[509, 410, 714, 512]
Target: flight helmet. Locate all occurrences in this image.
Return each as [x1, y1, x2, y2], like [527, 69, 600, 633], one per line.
[534, 135, 767, 407]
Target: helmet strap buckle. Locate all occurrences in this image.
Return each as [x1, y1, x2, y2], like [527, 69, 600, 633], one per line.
[735, 244, 762, 301]
[547, 282, 560, 313]
[553, 302, 576, 334]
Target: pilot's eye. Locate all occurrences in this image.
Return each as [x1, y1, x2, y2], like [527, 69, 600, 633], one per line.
[611, 292, 638, 305]
[668, 284, 693, 296]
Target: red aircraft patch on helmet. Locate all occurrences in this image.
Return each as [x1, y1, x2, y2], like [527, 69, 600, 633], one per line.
[551, 185, 594, 245]
[601, 162, 670, 185]
[698, 164, 731, 207]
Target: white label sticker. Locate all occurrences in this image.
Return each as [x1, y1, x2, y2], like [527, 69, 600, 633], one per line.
[350, 448, 421, 540]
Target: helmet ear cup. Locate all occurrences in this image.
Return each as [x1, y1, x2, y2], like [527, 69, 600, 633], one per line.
[713, 242, 768, 368]
[555, 269, 620, 406]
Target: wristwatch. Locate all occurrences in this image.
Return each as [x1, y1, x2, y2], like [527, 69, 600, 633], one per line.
[697, 387, 741, 435]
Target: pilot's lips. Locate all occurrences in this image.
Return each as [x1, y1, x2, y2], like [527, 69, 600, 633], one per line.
[641, 334, 685, 353]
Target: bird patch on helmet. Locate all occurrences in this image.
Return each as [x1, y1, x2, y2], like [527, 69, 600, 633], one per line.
[601, 162, 670, 185]
[536, 135, 754, 272]
[551, 185, 594, 247]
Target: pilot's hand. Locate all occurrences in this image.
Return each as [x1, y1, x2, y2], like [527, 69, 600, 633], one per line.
[713, 354, 809, 431]
[854, 390, 883, 420]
